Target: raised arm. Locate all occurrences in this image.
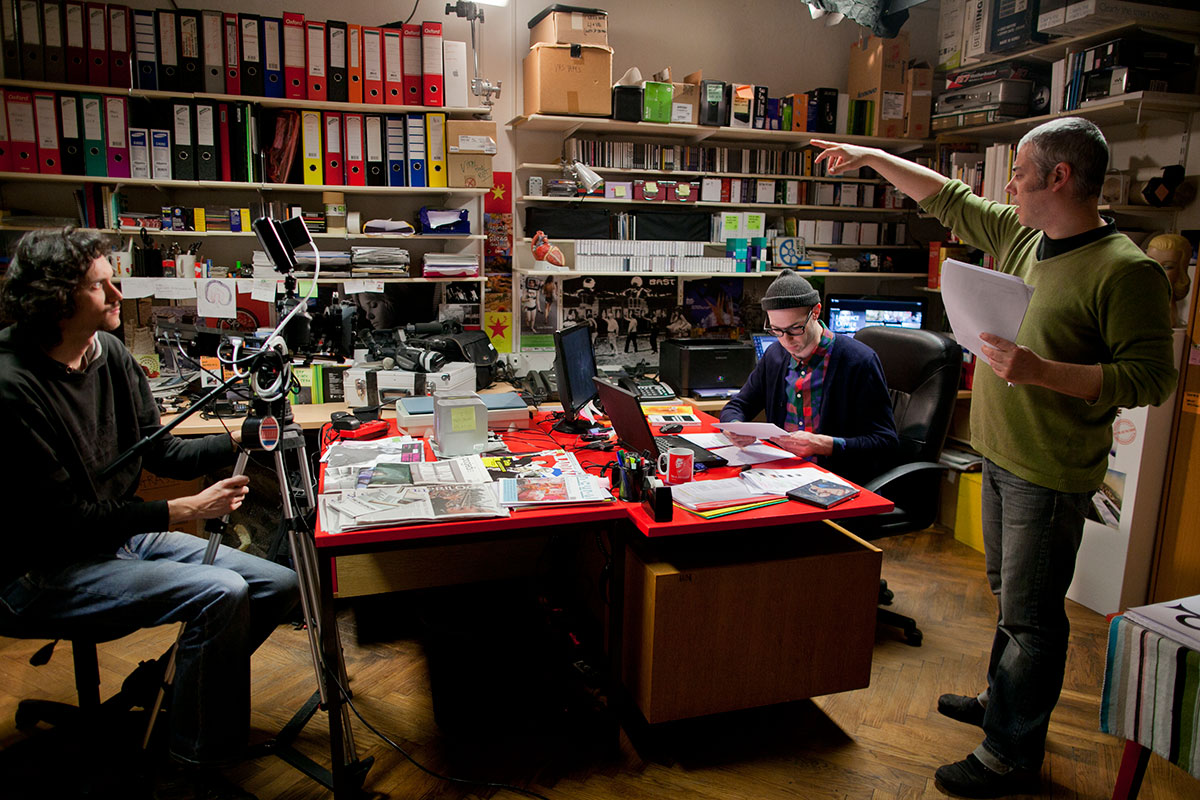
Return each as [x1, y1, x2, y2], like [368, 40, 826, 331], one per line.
[812, 140, 948, 204]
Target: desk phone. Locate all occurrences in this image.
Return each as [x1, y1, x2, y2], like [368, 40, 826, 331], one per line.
[618, 376, 676, 401]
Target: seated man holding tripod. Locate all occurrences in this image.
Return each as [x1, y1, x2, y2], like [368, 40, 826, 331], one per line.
[0, 228, 300, 799]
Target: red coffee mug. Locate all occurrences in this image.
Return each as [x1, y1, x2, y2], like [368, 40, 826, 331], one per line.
[657, 447, 694, 485]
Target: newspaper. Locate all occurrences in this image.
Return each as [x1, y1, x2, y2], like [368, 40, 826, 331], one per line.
[1124, 594, 1200, 651]
[480, 449, 586, 481]
[319, 484, 509, 533]
[497, 474, 612, 507]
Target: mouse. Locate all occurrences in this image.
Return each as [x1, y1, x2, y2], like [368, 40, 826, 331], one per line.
[660, 423, 684, 434]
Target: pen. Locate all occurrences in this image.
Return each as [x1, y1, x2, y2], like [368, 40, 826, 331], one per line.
[1007, 382, 1014, 388]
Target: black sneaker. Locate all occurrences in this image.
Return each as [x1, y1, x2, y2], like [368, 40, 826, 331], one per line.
[937, 693, 986, 728]
[934, 754, 1038, 798]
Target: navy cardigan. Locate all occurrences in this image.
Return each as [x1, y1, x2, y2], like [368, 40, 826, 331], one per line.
[719, 334, 898, 485]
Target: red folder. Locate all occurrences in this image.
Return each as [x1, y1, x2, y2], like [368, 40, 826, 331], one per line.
[0, 94, 12, 172]
[382, 29, 404, 105]
[420, 22, 442, 107]
[401, 24, 422, 106]
[32, 92, 62, 174]
[223, 13, 240, 95]
[218, 102, 232, 181]
[347, 24, 362, 104]
[107, 5, 131, 88]
[305, 20, 326, 101]
[282, 12, 305, 100]
[361, 27, 382, 105]
[104, 95, 130, 178]
[323, 111, 343, 186]
[5, 91, 37, 173]
[343, 112, 364, 186]
[85, 3, 108, 87]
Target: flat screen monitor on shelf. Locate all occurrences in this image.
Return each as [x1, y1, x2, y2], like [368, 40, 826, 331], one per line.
[552, 323, 599, 434]
[824, 295, 927, 338]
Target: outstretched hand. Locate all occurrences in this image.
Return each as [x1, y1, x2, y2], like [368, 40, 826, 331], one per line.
[811, 139, 883, 175]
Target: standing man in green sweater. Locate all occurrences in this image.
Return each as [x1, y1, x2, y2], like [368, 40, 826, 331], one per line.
[813, 119, 1177, 797]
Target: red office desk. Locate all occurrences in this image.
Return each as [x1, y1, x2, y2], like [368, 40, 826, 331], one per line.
[311, 412, 892, 797]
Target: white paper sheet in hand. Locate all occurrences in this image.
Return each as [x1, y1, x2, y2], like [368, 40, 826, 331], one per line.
[940, 258, 1034, 364]
[713, 421, 789, 440]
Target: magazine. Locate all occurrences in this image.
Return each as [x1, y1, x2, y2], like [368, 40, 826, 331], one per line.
[498, 474, 612, 507]
[480, 449, 585, 482]
[641, 405, 702, 426]
[670, 467, 842, 511]
[319, 484, 509, 533]
[1124, 594, 1200, 651]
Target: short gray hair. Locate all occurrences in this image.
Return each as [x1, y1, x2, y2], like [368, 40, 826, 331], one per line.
[1018, 117, 1109, 200]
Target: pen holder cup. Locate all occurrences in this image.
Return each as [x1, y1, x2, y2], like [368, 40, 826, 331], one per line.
[615, 465, 645, 502]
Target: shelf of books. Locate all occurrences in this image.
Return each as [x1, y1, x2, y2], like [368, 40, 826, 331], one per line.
[515, 269, 926, 279]
[935, 91, 1200, 141]
[508, 114, 933, 150]
[516, 237, 922, 250]
[518, 195, 911, 214]
[517, 163, 884, 185]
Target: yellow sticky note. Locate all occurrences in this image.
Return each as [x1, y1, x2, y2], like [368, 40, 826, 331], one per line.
[450, 406, 476, 432]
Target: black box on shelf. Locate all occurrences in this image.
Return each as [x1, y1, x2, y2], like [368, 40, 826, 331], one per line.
[698, 80, 729, 126]
[613, 86, 643, 121]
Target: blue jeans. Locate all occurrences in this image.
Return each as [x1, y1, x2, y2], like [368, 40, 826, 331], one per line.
[977, 459, 1090, 771]
[0, 531, 300, 765]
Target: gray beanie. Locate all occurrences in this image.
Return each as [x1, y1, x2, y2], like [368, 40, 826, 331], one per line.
[761, 269, 820, 310]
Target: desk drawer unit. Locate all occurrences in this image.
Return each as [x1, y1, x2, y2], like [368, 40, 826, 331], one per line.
[622, 522, 881, 723]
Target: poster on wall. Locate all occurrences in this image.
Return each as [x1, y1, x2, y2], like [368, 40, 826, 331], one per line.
[560, 275, 679, 367]
[484, 171, 513, 275]
[518, 273, 561, 350]
[484, 274, 513, 353]
[682, 277, 744, 336]
[437, 281, 482, 328]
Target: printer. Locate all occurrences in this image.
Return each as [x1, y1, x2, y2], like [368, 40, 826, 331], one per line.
[659, 339, 755, 397]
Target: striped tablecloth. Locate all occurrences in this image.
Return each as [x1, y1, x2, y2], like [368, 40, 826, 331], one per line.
[1102, 614, 1200, 778]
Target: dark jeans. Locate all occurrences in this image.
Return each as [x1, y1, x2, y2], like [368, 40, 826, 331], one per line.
[978, 459, 1090, 771]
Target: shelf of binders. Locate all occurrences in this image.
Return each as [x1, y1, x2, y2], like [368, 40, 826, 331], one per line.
[516, 237, 922, 251]
[517, 162, 884, 184]
[508, 115, 933, 151]
[516, 268, 926, 279]
[0, 171, 487, 197]
[934, 91, 1200, 140]
[518, 195, 911, 214]
[0, 78, 490, 118]
[111, 276, 484, 285]
[0, 225, 485, 241]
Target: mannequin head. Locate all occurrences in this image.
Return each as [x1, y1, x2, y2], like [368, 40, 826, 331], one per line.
[1146, 233, 1193, 326]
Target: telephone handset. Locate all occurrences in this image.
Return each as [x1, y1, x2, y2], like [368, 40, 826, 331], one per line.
[523, 369, 559, 402]
[617, 375, 676, 401]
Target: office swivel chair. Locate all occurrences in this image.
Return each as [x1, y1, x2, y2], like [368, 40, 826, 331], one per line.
[844, 326, 962, 647]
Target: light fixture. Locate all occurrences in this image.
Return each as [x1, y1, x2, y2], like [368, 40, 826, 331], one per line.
[444, 2, 503, 109]
[566, 160, 605, 195]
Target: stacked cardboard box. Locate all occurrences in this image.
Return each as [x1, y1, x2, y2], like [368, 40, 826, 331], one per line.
[847, 32, 909, 138]
[446, 120, 497, 188]
[524, 7, 613, 116]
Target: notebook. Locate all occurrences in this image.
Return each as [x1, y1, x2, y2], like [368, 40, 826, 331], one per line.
[592, 377, 727, 467]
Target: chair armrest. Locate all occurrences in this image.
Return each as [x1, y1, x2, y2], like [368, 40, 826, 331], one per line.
[862, 461, 952, 494]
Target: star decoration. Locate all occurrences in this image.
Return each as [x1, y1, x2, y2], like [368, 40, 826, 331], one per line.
[491, 184, 506, 201]
[488, 318, 509, 338]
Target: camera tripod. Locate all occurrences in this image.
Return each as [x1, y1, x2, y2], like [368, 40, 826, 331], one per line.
[141, 393, 373, 794]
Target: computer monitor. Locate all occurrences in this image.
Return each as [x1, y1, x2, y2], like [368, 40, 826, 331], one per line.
[752, 334, 777, 361]
[825, 295, 927, 338]
[552, 323, 599, 434]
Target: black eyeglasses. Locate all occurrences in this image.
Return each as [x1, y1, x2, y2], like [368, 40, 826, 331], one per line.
[763, 319, 810, 338]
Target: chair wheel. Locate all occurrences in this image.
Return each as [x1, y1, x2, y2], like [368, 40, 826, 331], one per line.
[904, 629, 923, 646]
[15, 705, 37, 730]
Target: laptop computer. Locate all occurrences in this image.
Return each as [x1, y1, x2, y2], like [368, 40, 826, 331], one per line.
[752, 334, 777, 360]
[592, 377, 728, 467]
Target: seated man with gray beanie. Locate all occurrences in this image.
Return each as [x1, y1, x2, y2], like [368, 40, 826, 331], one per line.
[720, 269, 898, 485]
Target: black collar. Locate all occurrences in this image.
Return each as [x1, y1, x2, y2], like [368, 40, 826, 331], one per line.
[1037, 217, 1116, 260]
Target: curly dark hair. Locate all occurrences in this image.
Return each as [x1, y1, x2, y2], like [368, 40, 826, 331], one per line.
[1, 227, 112, 344]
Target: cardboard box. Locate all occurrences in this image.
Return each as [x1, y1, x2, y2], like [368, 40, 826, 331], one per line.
[445, 120, 497, 154]
[960, 0, 993, 64]
[642, 81, 673, 123]
[523, 43, 613, 116]
[527, 6, 608, 47]
[447, 153, 493, 188]
[990, 0, 1044, 52]
[846, 32, 908, 137]
[938, 0, 965, 72]
[904, 65, 933, 139]
[670, 81, 699, 124]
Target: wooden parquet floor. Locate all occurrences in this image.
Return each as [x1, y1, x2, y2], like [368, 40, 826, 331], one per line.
[3, 528, 1200, 800]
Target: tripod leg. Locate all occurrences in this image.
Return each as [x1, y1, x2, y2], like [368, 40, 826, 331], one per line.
[142, 451, 252, 751]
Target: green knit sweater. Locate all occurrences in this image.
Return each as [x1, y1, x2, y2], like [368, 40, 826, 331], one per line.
[921, 180, 1177, 493]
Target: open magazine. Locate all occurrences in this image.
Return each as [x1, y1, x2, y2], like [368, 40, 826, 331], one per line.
[481, 449, 585, 481]
[498, 474, 612, 507]
[319, 484, 509, 533]
[330, 454, 491, 493]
